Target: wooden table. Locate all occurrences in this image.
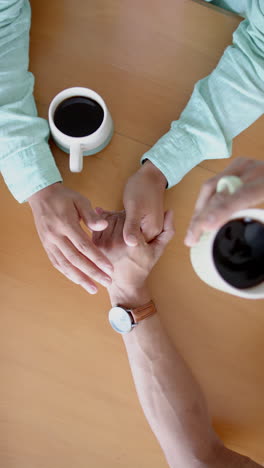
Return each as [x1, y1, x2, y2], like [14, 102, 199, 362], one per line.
[0, 1, 264, 467]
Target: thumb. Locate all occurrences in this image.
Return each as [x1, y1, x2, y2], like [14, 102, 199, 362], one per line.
[123, 204, 142, 246]
[203, 183, 264, 231]
[151, 210, 175, 252]
[76, 197, 108, 231]
[188, 182, 263, 244]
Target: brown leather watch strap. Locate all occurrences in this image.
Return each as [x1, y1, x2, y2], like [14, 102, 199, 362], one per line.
[129, 300, 156, 324]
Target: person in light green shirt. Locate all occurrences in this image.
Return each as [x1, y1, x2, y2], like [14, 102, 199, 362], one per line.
[0, 1, 263, 291]
[0, 0, 113, 294]
[123, 0, 264, 247]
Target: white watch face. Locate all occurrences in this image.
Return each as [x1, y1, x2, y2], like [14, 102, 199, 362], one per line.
[109, 307, 133, 334]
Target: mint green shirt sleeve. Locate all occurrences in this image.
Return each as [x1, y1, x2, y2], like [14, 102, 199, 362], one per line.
[0, 0, 62, 203]
[141, 0, 264, 188]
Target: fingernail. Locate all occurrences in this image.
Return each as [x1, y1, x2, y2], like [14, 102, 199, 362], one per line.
[91, 219, 108, 231]
[127, 235, 138, 246]
[89, 286, 98, 294]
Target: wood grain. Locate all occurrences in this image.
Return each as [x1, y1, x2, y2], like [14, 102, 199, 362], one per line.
[0, 1, 263, 467]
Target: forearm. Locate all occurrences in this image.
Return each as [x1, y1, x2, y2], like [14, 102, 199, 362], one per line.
[142, 3, 264, 188]
[109, 286, 262, 468]
[0, 0, 61, 202]
[122, 314, 221, 467]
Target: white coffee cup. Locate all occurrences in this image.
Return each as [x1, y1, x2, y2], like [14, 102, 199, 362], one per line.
[190, 176, 264, 300]
[48, 87, 114, 172]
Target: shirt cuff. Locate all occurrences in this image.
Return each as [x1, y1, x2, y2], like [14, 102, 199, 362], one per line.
[1, 141, 62, 202]
[140, 123, 204, 189]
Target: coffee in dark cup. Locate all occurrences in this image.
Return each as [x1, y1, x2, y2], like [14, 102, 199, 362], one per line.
[190, 208, 264, 299]
[54, 96, 104, 137]
[48, 87, 114, 172]
[213, 218, 264, 290]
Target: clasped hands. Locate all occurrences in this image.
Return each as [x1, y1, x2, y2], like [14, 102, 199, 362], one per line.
[28, 157, 264, 294]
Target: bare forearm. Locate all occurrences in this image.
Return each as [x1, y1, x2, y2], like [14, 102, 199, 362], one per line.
[109, 287, 262, 468]
[122, 312, 220, 467]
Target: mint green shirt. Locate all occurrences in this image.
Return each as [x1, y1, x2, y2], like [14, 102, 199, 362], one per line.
[142, 0, 264, 187]
[0, 1, 263, 202]
[0, 0, 61, 202]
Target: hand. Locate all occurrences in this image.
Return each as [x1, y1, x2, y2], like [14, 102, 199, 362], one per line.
[28, 183, 113, 294]
[185, 157, 264, 246]
[123, 160, 167, 246]
[92, 208, 174, 304]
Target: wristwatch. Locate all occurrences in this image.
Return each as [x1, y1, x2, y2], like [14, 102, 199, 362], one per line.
[108, 300, 156, 334]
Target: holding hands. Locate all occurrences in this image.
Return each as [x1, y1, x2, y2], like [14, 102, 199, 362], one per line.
[123, 160, 167, 246]
[29, 157, 263, 295]
[124, 157, 264, 255]
[28, 159, 168, 296]
[92, 208, 175, 306]
[28, 183, 113, 294]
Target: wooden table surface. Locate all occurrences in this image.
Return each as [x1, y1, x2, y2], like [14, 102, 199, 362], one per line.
[0, 1, 264, 467]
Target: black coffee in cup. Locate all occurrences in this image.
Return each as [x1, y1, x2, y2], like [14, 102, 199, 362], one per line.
[54, 96, 104, 137]
[213, 218, 264, 289]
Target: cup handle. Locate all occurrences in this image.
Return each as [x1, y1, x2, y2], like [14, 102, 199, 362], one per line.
[70, 142, 83, 172]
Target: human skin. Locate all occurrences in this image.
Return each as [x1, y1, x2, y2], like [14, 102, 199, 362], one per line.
[93, 210, 262, 468]
[28, 183, 114, 294]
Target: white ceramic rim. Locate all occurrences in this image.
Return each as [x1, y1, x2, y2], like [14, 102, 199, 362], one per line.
[48, 86, 108, 144]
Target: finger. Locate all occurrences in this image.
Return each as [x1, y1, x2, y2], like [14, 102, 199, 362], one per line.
[185, 178, 221, 247]
[184, 199, 222, 247]
[109, 212, 129, 247]
[185, 180, 264, 246]
[95, 207, 104, 215]
[95, 207, 123, 216]
[65, 225, 114, 275]
[186, 189, 233, 246]
[151, 210, 175, 253]
[193, 178, 218, 218]
[75, 197, 108, 231]
[141, 212, 164, 243]
[192, 158, 255, 219]
[59, 237, 113, 288]
[203, 181, 264, 229]
[219, 156, 255, 177]
[123, 203, 142, 246]
[93, 208, 110, 244]
[48, 245, 99, 294]
[93, 211, 125, 246]
[92, 229, 104, 246]
[46, 249, 61, 271]
[95, 206, 119, 219]
[185, 159, 253, 246]
[241, 164, 264, 184]
[115, 212, 126, 239]
[99, 213, 118, 246]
